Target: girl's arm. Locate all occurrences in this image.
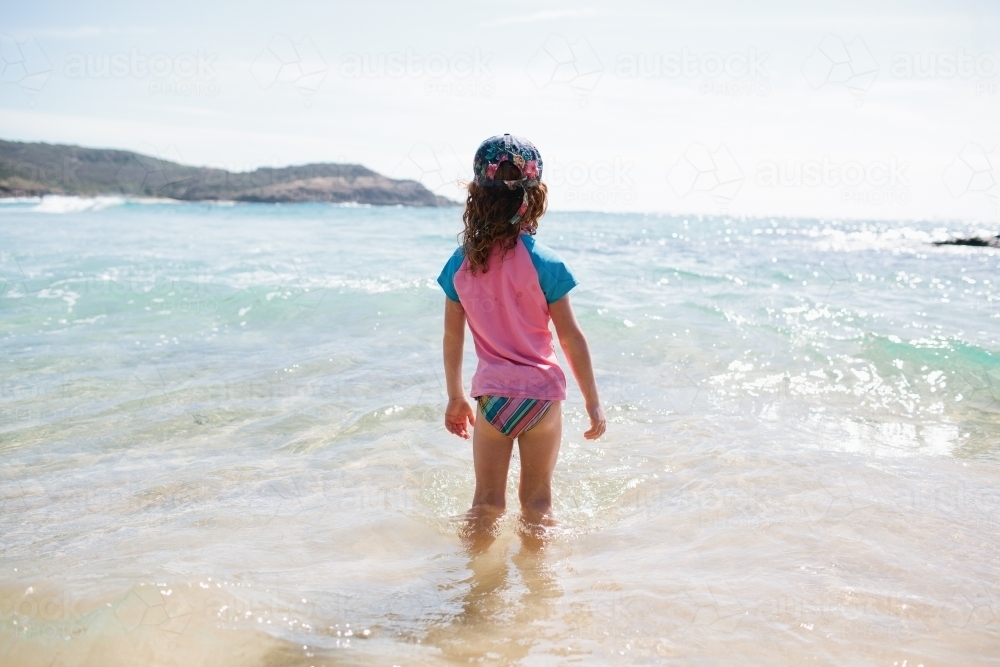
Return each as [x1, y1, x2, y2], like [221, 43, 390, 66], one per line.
[549, 296, 606, 440]
[443, 298, 476, 439]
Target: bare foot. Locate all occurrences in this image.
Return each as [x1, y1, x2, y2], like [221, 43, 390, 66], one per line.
[517, 509, 557, 554]
[461, 504, 504, 555]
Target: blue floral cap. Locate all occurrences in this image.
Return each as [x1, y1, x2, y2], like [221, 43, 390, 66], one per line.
[472, 134, 543, 224]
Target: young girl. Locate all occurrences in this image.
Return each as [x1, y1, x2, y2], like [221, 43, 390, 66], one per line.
[437, 134, 606, 530]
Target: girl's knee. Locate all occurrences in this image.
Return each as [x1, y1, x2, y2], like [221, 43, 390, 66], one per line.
[518, 485, 551, 510]
[472, 488, 507, 511]
[519, 497, 552, 519]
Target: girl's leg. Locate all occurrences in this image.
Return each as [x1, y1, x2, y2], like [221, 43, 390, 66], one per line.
[465, 406, 514, 551]
[515, 401, 562, 521]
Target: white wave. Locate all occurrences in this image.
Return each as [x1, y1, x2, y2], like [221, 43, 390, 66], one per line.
[0, 196, 42, 205]
[36, 287, 81, 311]
[130, 197, 184, 205]
[33, 195, 126, 213]
[810, 225, 996, 253]
[220, 269, 436, 295]
[136, 198, 235, 206]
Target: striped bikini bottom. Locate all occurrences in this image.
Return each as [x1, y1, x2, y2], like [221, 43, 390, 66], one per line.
[476, 395, 554, 439]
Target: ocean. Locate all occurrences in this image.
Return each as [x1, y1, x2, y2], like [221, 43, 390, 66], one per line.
[1, 197, 998, 666]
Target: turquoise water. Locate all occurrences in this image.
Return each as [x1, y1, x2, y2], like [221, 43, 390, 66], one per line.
[1, 198, 999, 665]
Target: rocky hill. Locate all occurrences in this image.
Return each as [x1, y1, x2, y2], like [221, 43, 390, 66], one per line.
[0, 139, 456, 206]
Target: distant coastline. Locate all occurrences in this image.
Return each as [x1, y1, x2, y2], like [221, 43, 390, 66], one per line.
[0, 139, 457, 207]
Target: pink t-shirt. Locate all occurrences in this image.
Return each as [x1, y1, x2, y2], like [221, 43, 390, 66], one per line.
[438, 234, 578, 400]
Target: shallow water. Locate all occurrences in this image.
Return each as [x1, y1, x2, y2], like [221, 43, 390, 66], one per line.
[1, 199, 999, 666]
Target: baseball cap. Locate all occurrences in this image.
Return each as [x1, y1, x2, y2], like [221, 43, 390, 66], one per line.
[472, 134, 543, 224]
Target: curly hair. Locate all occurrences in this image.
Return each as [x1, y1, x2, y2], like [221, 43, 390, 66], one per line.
[461, 162, 548, 275]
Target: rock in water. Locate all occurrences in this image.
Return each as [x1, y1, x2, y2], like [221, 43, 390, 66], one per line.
[933, 235, 1000, 248]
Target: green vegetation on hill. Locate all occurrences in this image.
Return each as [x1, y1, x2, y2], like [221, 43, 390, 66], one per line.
[0, 139, 455, 206]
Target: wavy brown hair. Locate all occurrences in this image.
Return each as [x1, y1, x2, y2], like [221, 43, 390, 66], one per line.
[461, 161, 548, 275]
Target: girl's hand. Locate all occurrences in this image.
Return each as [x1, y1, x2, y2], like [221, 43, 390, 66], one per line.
[583, 402, 606, 440]
[445, 397, 476, 439]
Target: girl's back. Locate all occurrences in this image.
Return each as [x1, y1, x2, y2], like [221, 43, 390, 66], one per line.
[438, 232, 577, 400]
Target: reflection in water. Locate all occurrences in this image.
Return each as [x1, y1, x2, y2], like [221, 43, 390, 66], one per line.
[424, 515, 562, 665]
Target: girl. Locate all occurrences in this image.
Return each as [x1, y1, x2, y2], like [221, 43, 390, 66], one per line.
[438, 134, 606, 530]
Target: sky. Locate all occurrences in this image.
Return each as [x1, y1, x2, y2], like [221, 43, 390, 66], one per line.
[1, 0, 998, 222]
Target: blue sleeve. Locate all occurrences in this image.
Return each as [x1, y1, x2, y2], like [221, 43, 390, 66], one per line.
[521, 235, 579, 303]
[436, 247, 464, 302]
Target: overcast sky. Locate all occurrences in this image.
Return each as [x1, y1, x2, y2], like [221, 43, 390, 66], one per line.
[2, 0, 998, 222]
